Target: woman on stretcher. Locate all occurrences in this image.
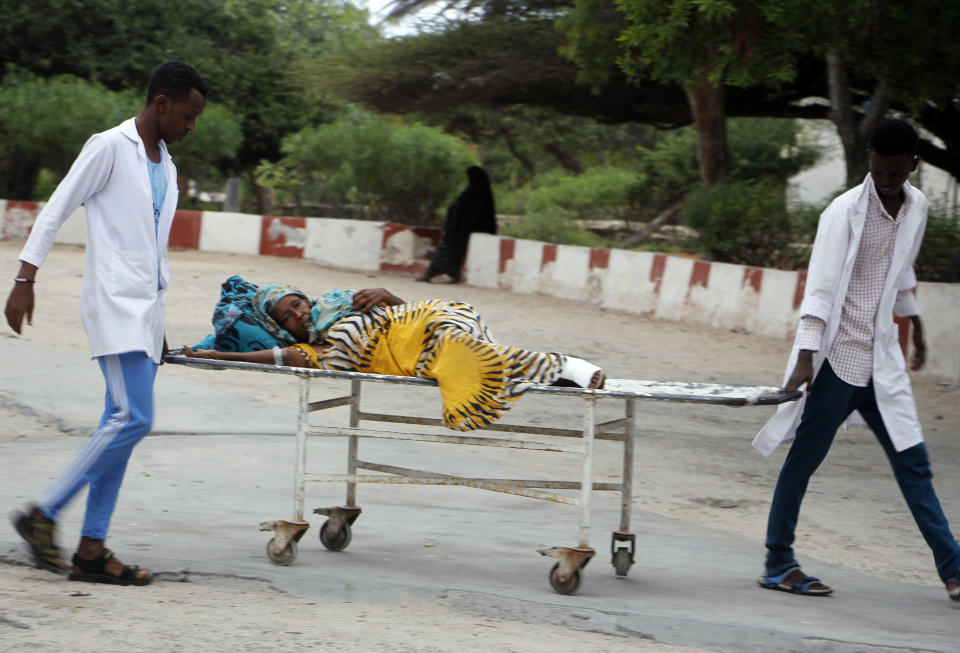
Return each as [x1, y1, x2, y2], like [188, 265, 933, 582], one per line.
[183, 279, 605, 432]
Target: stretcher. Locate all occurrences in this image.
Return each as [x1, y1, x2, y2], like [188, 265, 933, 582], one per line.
[165, 350, 800, 594]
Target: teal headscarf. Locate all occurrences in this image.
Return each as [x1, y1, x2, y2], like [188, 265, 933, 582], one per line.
[252, 284, 356, 345]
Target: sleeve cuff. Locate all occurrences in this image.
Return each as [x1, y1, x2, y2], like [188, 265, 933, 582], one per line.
[796, 315, 825, 352]
[894, 289, 919, 317]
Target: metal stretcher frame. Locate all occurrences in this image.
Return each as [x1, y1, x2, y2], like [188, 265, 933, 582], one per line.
[165, 351, 800, 594]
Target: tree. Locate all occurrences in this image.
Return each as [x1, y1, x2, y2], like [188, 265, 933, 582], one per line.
[800, 0, 960, 186]
[0, 68, 241, 200]
[318, 2, 960, 183]
[0, 0, 376, 209]
[256, 109, 476, 224]
[561, 0, 810, 187]
[0, 70, 135, 199]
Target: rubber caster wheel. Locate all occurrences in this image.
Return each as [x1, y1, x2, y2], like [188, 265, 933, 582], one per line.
[613, 548, 632, 577]
[266, 538, 298, 566]
[548, 562, 582, 595]
[319, 520, 352, 551]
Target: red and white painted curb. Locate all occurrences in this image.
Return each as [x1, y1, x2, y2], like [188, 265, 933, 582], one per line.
[2, 200, 957, 382]
[465, 233, 960, 384]
[0, 200, 442, 277]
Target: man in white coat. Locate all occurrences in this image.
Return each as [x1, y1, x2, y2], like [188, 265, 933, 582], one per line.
[754, 119, 959, 601]
[5, 62, 207, 586]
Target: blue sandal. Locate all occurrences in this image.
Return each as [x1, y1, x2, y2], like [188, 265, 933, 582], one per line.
[759, 567, 832, 596]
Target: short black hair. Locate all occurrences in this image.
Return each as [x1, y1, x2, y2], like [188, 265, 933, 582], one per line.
[145, 61, 207, 106]
[868, 118, 919, 157]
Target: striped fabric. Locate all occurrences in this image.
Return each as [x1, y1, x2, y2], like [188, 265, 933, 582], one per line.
[290, 300, 566, 431]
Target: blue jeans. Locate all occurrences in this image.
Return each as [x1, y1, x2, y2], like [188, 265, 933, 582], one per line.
[765, 359, 960, 582]
[38, 352, 157, 540]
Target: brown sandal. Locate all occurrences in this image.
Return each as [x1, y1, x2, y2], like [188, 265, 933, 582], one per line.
[10, 507, 70, 575]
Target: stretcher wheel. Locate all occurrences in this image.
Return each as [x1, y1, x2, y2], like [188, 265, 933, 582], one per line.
[548, 562, 582, 595]
[613, 548, 632, 577]
[267, 538, 298, 566]
[319, 520, 352, 551]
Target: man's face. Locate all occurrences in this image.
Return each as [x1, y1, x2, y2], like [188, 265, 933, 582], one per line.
[156, 89, 207, 144]
[868, 150, 918, 198]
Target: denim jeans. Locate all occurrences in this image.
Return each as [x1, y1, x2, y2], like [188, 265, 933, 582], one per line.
[765, 359, 960, 582]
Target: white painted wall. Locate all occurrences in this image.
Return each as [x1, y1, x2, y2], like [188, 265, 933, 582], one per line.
[790, 120, 959, 211]
[304, 218, 384, 272]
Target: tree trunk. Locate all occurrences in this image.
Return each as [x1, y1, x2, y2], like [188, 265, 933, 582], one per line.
[246, 168, 273, 214]
[496, 127, 536, 186]
[826, 53, 891, 188]
[684, 72, 728, 188]
[543, 143, 585, 175]
[827, 52, 865, 187]
[625, 200, 685, 247]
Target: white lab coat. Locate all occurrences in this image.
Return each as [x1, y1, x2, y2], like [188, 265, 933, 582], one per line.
[19, 118, 178, 363]
[753, 175, 927, 456]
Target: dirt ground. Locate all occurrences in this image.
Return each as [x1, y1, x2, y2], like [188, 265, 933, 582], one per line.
[1, 240, 958, 651]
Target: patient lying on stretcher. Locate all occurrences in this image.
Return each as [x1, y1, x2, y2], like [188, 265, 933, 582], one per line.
[183, 276, 605, 431]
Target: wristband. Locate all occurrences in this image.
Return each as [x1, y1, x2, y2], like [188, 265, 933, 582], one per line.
[272, 347, 283, 366]
[14, 278, 36, 283]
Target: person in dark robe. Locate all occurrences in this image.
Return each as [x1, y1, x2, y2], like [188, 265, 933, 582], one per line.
[417, 165, 497, 283]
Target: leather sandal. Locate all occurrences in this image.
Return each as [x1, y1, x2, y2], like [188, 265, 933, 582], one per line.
[10, 507, 70, 575]
[69, 549, 153, 586]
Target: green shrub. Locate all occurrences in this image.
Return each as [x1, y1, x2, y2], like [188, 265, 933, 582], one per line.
[630, 118, 821, 221]
[683, 178, 798, 268]
[0, 66, 241, 200]
[498, 167, 637, 220]
[500, 210, 607, 247]
[258, 109, 476, 225]
[916, 207, 960, 282]
[32, 168, 58, 201]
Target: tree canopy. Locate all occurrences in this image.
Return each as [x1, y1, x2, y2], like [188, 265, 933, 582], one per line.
[0, 68, 241, 199]
[0, 0, 375, 205]
[329, 0, 960, 182]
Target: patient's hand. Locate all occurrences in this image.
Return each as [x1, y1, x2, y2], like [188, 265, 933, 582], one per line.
[182, 345, 212, 358]
[353, 288, 404, 312]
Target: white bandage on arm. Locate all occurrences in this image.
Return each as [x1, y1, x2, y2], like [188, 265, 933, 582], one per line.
[796, 316, 825, 352]
[272, 347, 284, 366]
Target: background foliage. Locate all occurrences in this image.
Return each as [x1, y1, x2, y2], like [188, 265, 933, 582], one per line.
[256, 109, 476, 224]
[0, 0, 957, 281]
[0, 67, 242, 200]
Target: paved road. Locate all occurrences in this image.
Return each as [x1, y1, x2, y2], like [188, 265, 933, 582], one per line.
[1, 337, 956, 652]
[1, 242, 957, 652]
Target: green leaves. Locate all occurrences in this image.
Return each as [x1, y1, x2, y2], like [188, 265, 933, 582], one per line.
[609, 0, 807, 88]
[0, 69, 137, 198]
[0, 66, 241, 199]
[256, 109, 476, 224]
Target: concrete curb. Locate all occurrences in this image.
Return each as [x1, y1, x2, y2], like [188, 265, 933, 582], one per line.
[2, 200, 957, 382]
[465, 233, 959, 383]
